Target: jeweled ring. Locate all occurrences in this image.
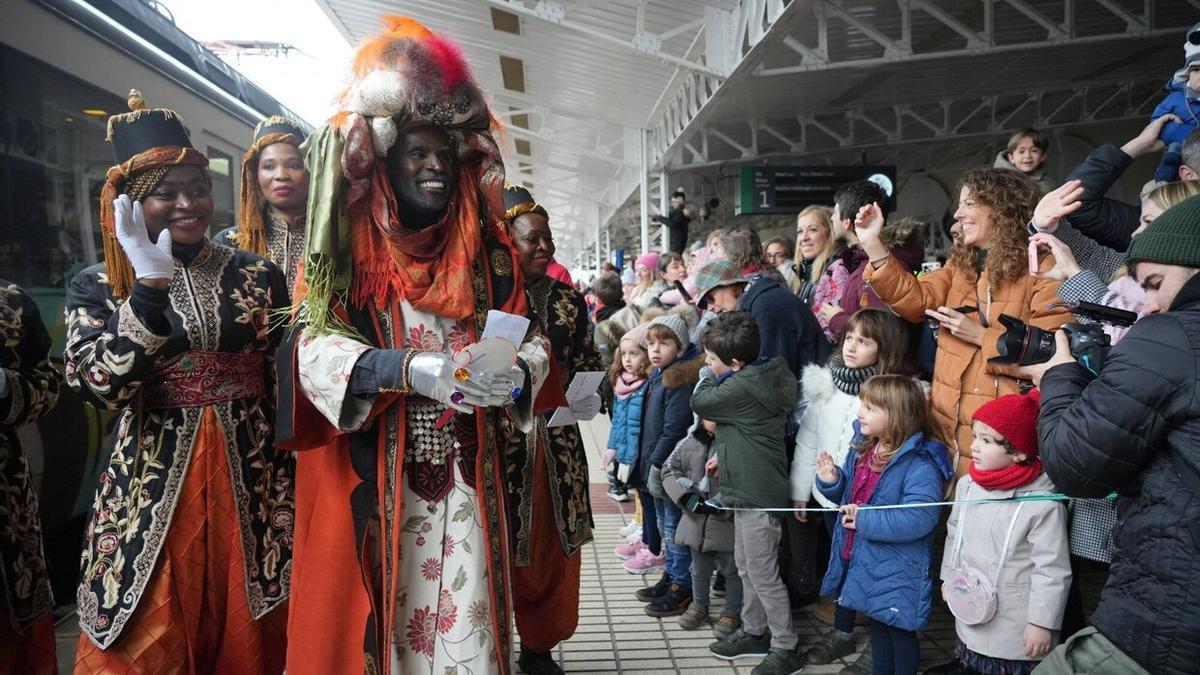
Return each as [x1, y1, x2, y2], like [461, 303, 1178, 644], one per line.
[453, 367, 471, 382]
[510, 386, 522, 400]
[450, 391, 466, 405]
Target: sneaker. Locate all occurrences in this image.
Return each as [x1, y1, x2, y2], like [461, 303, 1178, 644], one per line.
[644, 583, 693, 617]
[618, 521, 640, 538]
[709, 628, 771, 661]
[678, 602, 710, 629]
[839, 644, 872, 675]
[635, 572, 671, 602]
[805, 629, 855, 665]
[751, 647, 806, 675]
[614, 536, 645, 560]
[623, 548, 666, 575]
[712, 612, 742, 640]
[607, 486, 633, 502]
[516, 645, 565, 675]
[713, 571, 727, 598]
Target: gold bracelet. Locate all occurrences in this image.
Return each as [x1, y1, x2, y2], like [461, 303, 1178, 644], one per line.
[397, 349, 418, 394]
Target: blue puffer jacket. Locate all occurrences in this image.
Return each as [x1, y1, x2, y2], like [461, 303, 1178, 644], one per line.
[816, 425, 954, 632]
[1152, 80, 1200, 146]
[605, 381, 646, 467]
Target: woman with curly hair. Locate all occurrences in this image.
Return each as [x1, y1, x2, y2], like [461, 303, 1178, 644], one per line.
[854, 168, 1071, 478]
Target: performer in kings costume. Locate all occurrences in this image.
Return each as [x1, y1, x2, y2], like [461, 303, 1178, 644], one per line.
[276, 17, 553, 675]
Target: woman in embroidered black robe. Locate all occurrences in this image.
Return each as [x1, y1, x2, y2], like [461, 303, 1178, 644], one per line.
[0, 279, 60, 675]
[64, 95, 293, 674]
[214, 115, 309, 293]
[502, 186, 603, 674]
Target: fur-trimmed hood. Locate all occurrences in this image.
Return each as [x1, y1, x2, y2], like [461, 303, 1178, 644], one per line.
[662, 352, 706, 389]
[800, 362, 837, 404]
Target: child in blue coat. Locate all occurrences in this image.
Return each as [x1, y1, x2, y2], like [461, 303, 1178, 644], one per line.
[815, 375, 954, 675]
[603, 334, 649, 502]
[1150, 25, 1200, 180]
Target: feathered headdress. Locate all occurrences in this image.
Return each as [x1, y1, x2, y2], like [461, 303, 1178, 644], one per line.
[101, 90, 208, 298]
[299, 16, 510, 335]
[236, 115, 307, 256]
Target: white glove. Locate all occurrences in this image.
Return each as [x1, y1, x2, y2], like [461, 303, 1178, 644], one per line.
[0, 368, 8, 400]
[113, 194, 174, 280]
[407, 352, 513, 413]
[569, 393, 602, 421]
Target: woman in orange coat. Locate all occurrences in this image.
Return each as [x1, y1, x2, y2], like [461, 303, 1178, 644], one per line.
[854, 168, 1069, 476]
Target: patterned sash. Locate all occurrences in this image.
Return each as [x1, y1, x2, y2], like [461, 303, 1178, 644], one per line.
[140, 351, 266, 408]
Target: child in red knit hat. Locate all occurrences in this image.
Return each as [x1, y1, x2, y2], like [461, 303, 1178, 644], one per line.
[936, 390, 1072, 675]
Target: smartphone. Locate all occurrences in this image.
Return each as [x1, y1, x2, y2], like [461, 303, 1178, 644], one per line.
[952, 306, 978, 314]
[1028, 240, 1040, 275]
[674, 280, 692, 303]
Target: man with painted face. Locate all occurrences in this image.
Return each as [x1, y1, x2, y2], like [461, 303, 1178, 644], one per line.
[276, 18, 551, 675]
[501, 185, 602, 675]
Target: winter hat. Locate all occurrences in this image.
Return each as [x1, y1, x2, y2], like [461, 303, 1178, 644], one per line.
[1127, 193, 1200, 270]
[620, 268, 636, 285]
[647, 313, 689, 348]
[692, 258, 747, 309]
[635, 252, 660, 272]
[972, 389, 1042, 459]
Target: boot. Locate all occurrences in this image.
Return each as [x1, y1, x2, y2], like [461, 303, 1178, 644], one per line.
[635, 572, 671, 602]
[644, 583, 692, 617]
[805, 628, 855, 665]
[677, 602, 710, 630]
[839, 643, 873, 675]
[517, 645, 564, 675]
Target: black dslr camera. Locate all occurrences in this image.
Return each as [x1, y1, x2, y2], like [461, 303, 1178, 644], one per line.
[989, 301, 1138, 375]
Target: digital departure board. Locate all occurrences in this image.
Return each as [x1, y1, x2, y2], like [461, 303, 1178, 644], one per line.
[736, 165, 897, 215]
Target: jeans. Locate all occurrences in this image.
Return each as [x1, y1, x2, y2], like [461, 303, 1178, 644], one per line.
[691, 548, 741, 614]
[654, 495, 692, 586]
[638, 489, 661, 556]
[870, 622, 919, 675]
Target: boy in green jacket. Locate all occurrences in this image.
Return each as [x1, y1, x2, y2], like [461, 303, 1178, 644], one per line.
[691, 311, 801, 675]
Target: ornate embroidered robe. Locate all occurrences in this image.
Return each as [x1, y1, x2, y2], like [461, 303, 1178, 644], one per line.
[278, 235, 550, 675]
[506, 277, 600, 563]
[215, 209, 306, 292]
[0, 280, 60, 641]
[63, 240, 294, 649]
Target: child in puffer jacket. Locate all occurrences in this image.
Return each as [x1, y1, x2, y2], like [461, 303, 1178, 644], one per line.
[662, 419, 743, 639]
[816, 375, 954, 675]
[603, 334, 650, 502]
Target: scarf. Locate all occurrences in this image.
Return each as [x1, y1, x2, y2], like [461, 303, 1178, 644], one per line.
[613, 372, 646, 399]
[969, 460, 1043, 491]
[829, 360, 876, 396]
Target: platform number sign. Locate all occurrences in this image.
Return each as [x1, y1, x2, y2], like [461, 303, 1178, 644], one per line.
[736, 165, 896, 215]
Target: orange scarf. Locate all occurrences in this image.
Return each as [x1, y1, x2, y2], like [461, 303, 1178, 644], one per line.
[349, 161, 490, 320]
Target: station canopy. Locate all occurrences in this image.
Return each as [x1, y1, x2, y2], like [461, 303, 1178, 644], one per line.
[315, 0, 1198, 257]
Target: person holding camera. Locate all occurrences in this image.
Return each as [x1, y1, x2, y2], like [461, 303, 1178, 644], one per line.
[1020, 195, 1200, 674]
[855, 168, 1070, 478]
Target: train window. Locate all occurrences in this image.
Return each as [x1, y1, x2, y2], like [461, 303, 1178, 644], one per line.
[0, 47, 122, 296]
[206, 146, 235, 235]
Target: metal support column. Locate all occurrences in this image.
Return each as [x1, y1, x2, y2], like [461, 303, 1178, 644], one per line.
[639, 128, 650, 254]
[659, 169, 669, 252]
[594, 204, 602, 274]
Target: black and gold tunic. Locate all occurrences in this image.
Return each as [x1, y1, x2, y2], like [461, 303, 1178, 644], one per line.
[214, 209, 306, 292]
[505, 276, 602, 564]
[63, 239, 294, 649]
[0, 280, 59, 632]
